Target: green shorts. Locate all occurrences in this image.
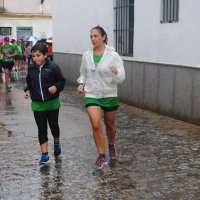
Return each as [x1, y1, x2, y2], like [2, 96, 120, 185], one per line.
[84, 97, 119, 112]
[32, 98, 60, 111]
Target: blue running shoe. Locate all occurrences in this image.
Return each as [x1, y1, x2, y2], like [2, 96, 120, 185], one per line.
[5, 85, 11, 92]
[39, 153, 49, 166]
[54, 144, 61, 157]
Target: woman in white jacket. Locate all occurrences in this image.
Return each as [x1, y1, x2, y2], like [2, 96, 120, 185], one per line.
[77, 26, 125, 170]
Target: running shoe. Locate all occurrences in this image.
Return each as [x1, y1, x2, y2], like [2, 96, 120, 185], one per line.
[54, 144, 61, 157]
[109, 146, 116, 159]
[5, 85, 12, 91]
[94, 155, 108, 170]
[39, 153, 49, 166]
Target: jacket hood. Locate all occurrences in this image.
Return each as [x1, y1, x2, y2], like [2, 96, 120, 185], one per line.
[105, 45, 115, 52]
[89, 45, 115, 53]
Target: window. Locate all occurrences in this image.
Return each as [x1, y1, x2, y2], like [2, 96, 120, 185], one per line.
[114, 0, 134, 56]
[0, 27, 12, 35]
[161, 0, 179, 23]
[17, 27, 32, 39]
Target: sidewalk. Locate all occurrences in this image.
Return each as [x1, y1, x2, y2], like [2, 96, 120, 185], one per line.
[1, 74, 200, 199]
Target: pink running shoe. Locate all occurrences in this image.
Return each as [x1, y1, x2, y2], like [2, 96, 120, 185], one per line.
[94, 155, 108, 170]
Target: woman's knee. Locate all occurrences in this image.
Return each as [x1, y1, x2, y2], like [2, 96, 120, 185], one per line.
[39, 135, 48, 145]
[4, 69, 9, 75]
[92, 123, 102, 133]
[105, 121, 115, 130]
[38, 128, 48, 144]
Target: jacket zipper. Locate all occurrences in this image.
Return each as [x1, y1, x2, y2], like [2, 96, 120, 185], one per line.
[39, 67, 44, 101]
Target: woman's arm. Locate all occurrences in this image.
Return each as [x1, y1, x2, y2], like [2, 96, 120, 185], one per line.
[77, 55, 87, 85]
[110, 56, 126, 84]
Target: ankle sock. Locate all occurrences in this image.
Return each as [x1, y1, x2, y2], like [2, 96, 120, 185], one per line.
[99, 154, 105, 158]
[54, 142, 60, 145]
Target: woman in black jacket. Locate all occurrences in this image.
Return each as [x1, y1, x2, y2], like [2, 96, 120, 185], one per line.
[24, 43, 66, 166]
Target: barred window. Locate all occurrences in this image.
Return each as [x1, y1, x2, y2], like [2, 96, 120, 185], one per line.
[161, 0, 179, 23]
[0, 27, 12, 35]
[114, 0, 134, 56]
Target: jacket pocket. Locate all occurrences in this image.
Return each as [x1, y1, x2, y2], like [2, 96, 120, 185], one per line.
[104, 76, 115, 84]
[84, 78, 94, 92]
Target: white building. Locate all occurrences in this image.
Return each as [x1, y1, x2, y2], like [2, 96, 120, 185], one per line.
[0, 0, 52, 40]
[53, 0, 200, 124]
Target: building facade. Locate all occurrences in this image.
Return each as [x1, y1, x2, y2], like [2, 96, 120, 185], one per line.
[53, 0, 200, 125]
[0, 0, 52, 39]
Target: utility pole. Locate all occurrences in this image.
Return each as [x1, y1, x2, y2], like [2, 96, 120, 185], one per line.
[41, 0, 44, 14]
[0, 0, 5, 12]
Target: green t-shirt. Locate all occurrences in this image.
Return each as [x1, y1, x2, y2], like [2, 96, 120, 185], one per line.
[32, 98, 61, 111]
[93, 54, 103, 64]
[0, 44, 15, 62]
[14, 44, 23, 56]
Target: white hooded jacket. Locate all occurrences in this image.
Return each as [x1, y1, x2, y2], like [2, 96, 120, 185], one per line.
[77, 45, 125, 98]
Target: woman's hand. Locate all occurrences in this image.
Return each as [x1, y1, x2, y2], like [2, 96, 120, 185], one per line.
[48, 86, 57, 94]
[109, 66, 118, 74]
[77, 84, 84, 94]
[24, 90, 30, 99]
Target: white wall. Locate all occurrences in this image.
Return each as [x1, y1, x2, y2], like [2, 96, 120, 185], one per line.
[0, 0, 52, 39]
[0, 18, 52, 39]
[53, 0, 114, 54]
[53, 0, 200, 67]
[134, 0, 200, 67]
[4, 0, 52, 14]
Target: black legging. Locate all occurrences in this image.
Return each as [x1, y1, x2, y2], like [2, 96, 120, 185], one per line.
[28, 55, 32, 66]
[34, 109, 60, 145]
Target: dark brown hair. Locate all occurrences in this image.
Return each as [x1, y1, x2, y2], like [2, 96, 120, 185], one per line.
[91, 26, 108, 44]
[31, 42, 48, 55]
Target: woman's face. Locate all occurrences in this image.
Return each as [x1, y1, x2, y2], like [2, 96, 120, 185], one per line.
[4, 40, 10, 46]
[32, 50, 47, 66]
[90, 29, 105, 48]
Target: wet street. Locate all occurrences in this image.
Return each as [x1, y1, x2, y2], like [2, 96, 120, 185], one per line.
[1, 71, 200, 200]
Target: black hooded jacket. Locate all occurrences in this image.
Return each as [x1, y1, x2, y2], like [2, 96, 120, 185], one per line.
[24, 60, 66, 102]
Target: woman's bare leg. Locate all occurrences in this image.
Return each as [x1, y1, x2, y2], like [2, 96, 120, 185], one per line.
[87, 106, 105, 155]
[104, 111, 116, 145]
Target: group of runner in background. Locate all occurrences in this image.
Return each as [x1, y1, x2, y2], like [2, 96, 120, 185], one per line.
[0, 36, 53, 91]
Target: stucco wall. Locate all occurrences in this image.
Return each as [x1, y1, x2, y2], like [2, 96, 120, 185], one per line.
[4, 0, 52, 14]
[0, 0, 52, 39]
[134, 0, 200, 67]
[53, 0, 200, 67]
[54, 52, 200, 125]
[53, 0, 114, 54]
[53, 0, 200, 124]
[0, 18, 52, 39]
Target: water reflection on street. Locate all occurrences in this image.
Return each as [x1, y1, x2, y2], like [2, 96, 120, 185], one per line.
[0, 89, 13, 109]
[40, 158, 64, 199]
[1, 70, 200, 199]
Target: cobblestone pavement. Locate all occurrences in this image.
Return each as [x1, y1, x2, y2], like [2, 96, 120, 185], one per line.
[1, 72, 200, 199]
